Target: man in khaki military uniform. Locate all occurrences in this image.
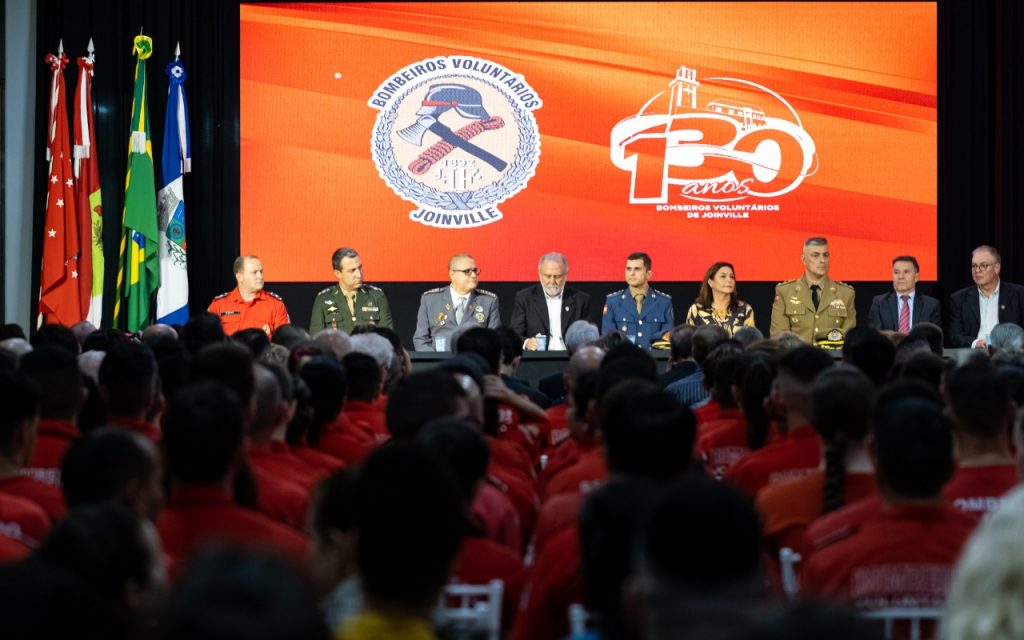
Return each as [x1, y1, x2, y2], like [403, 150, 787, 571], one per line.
[770, 237, 856, 348]
[309, 247, 393, 334]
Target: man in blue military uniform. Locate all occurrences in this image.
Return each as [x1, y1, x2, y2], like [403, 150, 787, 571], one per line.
[601, 252, 674, 349]
[413, 253, 501, 351]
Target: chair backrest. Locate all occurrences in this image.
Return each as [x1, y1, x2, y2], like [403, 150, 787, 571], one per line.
[568, 603, 592, 638]
[862, 607, 943, 640]
[778, 547, 802, 600]
[437, 579, 504, 640]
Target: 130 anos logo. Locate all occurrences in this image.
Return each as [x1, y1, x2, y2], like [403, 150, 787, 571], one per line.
[610, 66, 817, 204]
[369, 56, 542, 228]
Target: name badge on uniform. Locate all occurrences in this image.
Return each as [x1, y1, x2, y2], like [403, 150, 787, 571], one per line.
[361, 307, 379, 312]
[220, 311, 240, 316]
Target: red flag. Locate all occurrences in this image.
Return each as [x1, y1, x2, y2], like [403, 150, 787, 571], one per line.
[73, 44, 104, 326]
[38, 48, 82, 326]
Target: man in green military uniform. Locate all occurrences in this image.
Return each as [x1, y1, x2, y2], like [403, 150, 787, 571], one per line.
[309, 247, 393, 334]
[770, 237, 856, 348]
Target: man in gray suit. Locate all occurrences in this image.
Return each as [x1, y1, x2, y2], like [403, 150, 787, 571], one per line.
[867, 255, 941, 333]
[413, 253, 501, 351]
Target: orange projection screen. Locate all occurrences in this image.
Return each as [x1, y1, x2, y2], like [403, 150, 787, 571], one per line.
[240, 2, 937, 282]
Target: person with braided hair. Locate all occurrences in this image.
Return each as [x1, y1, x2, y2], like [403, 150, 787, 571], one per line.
[755, 365, 878, 556]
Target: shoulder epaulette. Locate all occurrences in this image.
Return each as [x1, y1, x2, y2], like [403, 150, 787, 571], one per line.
[832, 279, 854, 290]
[422, 287, 445, 295]
[606, 288, 625, 298]
[776, 278, 798, 288]
[212, 292, 229, 300]
[476, 288, 497, 297]
[266, 291, 284, 301]
[651, 288, 672, 299]
[317, 286, 335, 296]
[365, 284, 383, 292]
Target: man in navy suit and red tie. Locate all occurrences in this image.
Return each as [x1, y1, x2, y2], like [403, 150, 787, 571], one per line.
[948, 245, 1024, 348]
[867, 255, 941, 333]
[509, 252, 592, 351]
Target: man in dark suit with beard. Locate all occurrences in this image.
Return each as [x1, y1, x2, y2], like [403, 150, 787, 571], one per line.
[867, 255, 941, 333]
[509, 252, 592, 351]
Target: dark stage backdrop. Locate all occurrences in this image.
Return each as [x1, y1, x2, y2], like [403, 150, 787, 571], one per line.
[30, 0, 1024, 348]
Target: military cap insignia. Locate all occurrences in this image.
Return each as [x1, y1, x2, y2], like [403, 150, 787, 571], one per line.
[816, 328, 845, 351]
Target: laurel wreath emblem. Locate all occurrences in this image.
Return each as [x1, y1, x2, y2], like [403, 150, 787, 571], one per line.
[371, 74, 540, 212]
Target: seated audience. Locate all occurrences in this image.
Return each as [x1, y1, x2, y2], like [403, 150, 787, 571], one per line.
[19, 346, 83, 487]
[98, 342, 164, 442]
[309, 468, 362, 634]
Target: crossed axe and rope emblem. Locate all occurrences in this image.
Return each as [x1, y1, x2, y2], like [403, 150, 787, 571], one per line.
[397, 84, 507, 176]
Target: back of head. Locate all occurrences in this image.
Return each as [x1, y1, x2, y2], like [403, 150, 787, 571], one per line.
[295, 356, 347, 444]
[841, 327, 895, 385]
[31, 324, 80, 355]
[703, 342, 744, 407]
[190, 343, 256, 409]
[250, 364, 285, 437]
[163, 382, 244, 485]
[733, 325, 764, 348]
[61, 428, 159, 517]
[348, 332, 393, 369]
[231, 328, 271, 359]
[353, 442, 463, 608]
[19, 346, 82, 421]
[310, 468, 358, 542]
[454, 327, 502, 374]
[313, 328, 352, 361]
[82, 328, 131, 353]
[341, 352, 381, 403]
[567, 345, 606, 385]
[418, 418, 490, 504]
[809, 366, 877, 513]
[599, 380, 695, 482]
[872, 398, 954, 500]
[98, 342, 158, 419]
[989, 322, 1024, 352]
[565, 320, 600, 354]
[897, 350, 947, 391]
[156, 547, 329, 640]
[668, 324, 695, 362]
[495, 325, 523, 367]
[778, 345, 834, 387]
[271, 324, 310, 351]
[906, 322, 944, 355]
[386, 370, 465, 439]
[597, 343, 658, 399]
[995, 361, 1024, 407]
[637, 477, 762, 600]
[180, 312, 225, 355]
[737, 353, 778, 451]
[38, 504, 156, 608]
[944, 361, 1013, 440]
[0, 370, 41, 456]
[692, 324, 729, 365]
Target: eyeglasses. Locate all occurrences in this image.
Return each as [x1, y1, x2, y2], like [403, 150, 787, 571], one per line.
[971, 262, 997, 271]
[452, 268, 481, 276]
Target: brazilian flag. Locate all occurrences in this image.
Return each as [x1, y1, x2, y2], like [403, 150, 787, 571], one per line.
[114, 34, 160, 332]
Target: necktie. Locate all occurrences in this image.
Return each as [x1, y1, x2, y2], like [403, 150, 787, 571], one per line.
[455, 298, 465, 324]
[810, 285, 820, 311]
[898, 294, 911, 333]
[346, 293, 356, 319]
[634, 293, 645, 314]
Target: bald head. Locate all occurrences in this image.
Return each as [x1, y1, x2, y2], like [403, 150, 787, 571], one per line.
[567, 345, 606, 388]
[313, 328, 352, 360]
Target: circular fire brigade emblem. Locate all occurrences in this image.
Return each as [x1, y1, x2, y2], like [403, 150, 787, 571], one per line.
[369, 56, 542, 228]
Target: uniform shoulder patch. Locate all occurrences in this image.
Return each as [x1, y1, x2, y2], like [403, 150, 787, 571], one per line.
[422, 287, 445, 296]
[776, 278, 798, 288]
[212, 292, 228, 300]
[651, 288, 672, 299]
[317, 286, 335, 296]
[832, 279, 854, 290]
[266, 291, 284, 301]
[476, 288, 497, 297]
[606, 289, 625, 299]
[365, 284, 383, 292]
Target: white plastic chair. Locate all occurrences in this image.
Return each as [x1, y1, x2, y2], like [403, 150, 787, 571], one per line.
[437, 579, 504, 640]
[779, 547, 802, 600]
[863, 607, 943, 640]
[568, 603, 592, 638]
